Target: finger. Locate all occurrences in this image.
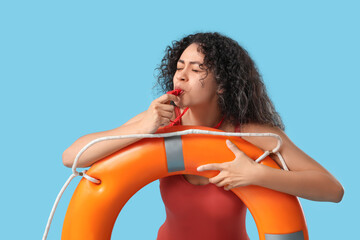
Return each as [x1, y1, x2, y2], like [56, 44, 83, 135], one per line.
[157, 93, 180, 104]
[216, 178, 232, 190]
[158, 110, 174, 120]
[197, 163, 224, 172]
[213, 177, 229, 188]
[159, 116, 172, 127]
[158, 103, 175, 113]
[226, 139, 244, 157]
[208, 172, 227, 185]
[224, 184, 232, 191]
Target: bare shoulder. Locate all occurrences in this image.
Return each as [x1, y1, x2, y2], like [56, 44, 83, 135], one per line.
[239, 123, 333, 174]
[240, 122, 286, 149]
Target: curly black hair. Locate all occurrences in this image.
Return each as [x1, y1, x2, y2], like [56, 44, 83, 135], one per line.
[152, 31, 285, 131]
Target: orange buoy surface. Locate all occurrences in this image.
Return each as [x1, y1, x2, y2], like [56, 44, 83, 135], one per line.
[62, 125, 309, 240]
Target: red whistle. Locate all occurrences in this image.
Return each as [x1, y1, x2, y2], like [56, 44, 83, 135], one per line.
[167, 89, 183, 96]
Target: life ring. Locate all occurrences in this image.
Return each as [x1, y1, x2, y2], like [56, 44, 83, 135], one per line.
[61, 125, 309, 240]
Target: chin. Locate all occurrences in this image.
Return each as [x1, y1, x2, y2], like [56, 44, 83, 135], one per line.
[177, 103, 187, 108]
[176, 99, 188, 108]
[179, 100, 193, 108]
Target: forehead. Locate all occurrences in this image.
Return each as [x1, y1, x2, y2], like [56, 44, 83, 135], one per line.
[177, 43, 204, 65]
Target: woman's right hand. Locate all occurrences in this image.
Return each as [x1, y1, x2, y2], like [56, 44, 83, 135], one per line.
[140, 93, 180, 134]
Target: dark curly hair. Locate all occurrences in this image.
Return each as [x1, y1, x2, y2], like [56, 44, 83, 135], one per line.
[152, 31, 285, 131]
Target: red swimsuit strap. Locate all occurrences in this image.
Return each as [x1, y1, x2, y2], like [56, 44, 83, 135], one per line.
[213, 114, 226, 129]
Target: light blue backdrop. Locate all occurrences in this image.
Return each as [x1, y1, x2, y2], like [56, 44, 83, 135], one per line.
[1, 0, 358, 239]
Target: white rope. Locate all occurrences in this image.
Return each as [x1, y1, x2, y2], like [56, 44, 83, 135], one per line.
[42, 129, 288, 239]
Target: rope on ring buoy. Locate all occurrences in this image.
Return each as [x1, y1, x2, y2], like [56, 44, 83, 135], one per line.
[42, 128, 287, 240]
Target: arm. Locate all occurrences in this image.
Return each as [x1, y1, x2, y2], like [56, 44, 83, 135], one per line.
[255, 164, 344, 203]
[242, 123, 344, 203]
[62, 111, 147, 168]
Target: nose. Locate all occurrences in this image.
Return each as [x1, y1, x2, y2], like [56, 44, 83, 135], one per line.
[176, 67, 189, 82]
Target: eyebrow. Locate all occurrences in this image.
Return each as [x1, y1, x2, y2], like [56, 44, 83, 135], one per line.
[177, 59, 203, 65]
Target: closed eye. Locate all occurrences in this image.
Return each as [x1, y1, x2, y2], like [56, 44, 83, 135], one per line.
[176, 68, 200, 72]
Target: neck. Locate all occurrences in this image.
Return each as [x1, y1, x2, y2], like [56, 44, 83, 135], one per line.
[181, 99, 224, 128]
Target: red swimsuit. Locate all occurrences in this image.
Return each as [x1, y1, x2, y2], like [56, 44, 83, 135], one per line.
[156, 106, 250, 240]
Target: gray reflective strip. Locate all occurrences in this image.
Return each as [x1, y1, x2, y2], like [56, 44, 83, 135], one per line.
[164, 136, 185, 172]
[265, 230, 304, 240]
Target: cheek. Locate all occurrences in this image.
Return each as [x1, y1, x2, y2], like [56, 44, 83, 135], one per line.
[187, 86, 213, 103]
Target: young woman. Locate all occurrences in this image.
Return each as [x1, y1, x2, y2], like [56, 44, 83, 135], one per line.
[62, 32, 344, 240]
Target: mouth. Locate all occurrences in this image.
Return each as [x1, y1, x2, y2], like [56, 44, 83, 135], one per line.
[167, 88, 184, 96]
[174, 87, 185, 96]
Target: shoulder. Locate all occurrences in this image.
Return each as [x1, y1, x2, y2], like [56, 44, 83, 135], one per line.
[239, 123, 287, 157]
[240, 122, 284, 136]
[239, 123, 332, 175]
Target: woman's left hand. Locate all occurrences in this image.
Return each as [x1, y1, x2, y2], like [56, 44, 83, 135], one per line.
[197, 139, 261, 191]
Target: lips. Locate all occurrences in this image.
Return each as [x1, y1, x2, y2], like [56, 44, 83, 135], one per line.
[174, 86, 185, 95]
[176, 89, 184, 96]
[167, 89, 183, 96]
[167, 87, 185, 96]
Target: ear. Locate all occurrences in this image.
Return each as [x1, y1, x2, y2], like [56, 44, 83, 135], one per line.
[216, 82, 224, 94]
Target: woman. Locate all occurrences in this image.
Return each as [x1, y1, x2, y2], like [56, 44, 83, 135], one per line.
[62, 32, 344, 239]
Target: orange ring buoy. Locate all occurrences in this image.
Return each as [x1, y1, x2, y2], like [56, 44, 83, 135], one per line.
[62, 125, 309, 240]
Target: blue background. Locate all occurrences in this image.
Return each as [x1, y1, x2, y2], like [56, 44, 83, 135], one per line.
[1, 1, 358, 239]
